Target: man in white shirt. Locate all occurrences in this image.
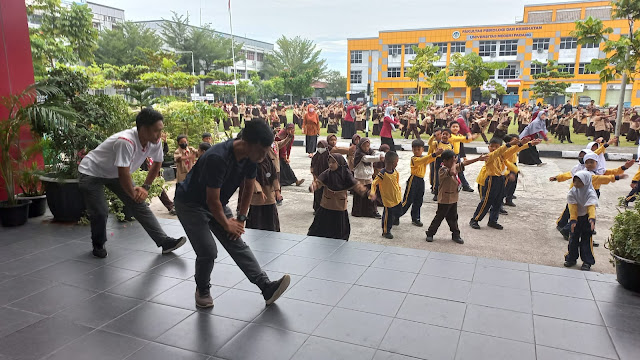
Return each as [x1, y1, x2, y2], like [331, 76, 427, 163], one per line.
[78, 108, 186, 258]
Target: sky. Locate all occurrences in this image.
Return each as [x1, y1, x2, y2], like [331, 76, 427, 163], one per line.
[96, 0, 570, 74]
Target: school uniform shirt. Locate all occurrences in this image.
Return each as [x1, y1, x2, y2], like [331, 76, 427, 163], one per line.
[174, 146, 198, 182]
[449, 134, 473, 155]
[79, 127, 164, 179]
[371, 169, 402, 208]
[475, 144, 521, 185]
[632, 167, 640, 184]
[410, 154, 439, 178]
[354, 154, 381, 181]
[555, 166, 627, 190]
[438, 163, 465, 204]
[593, 116, 608, 132]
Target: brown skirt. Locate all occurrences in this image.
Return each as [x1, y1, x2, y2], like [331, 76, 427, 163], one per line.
[355, 121, 364, 131]
[232, 117, 240, 127]
[246, 203, 280, 232]
[351, 183, 378, 217]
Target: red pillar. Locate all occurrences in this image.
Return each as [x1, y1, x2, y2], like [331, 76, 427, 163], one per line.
[0, 0, 37, 201]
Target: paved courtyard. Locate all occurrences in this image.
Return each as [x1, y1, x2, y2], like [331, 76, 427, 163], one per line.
[1, 216, 639, 360]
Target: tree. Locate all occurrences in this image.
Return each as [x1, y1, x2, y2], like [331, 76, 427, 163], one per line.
[573, 0, 640, 136]
[406, 45, 451, 110]
[264, 36, 327, 79]
[27, 0, 98, 77]
[322, 70, 347, 98]
[95, 22, 162, 66]
[525, 60, 572, 101]
[281, 69, 317, 100]
[450, 52, 507, 90]
[126, 83, 157, 110]
[481, 80, 507, 99]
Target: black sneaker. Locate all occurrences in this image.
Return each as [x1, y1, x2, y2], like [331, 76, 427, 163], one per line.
[92, 245, 108, 259]
[462, 186, 474, 192]
[593, 242, 600, 247]
[374, 213, 382, 219]
[452, 237, 464, 244]
[487, 222, 504, 230]
[581, 263, 592, 271]
[564, 260, 577, 267]
[504, 201, 516, 207]
[499, 209, 508, 215]
[162, 236, 187, 254]
[426, 234, 434, 242]
[393, 218, 400, 226]
[412, 220, 423, 227]
[512, 195, 517, 199]
[432, 195, 438, 201]
[263, 275, 291, 305]
[383, 233, 394, 239]
[469, 220, 480, 229]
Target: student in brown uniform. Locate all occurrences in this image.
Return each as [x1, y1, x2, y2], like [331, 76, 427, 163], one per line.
[592, 108, 616, 142]
[231, 103, 240, 127]
[174, 135, 197, 183]
[245, 151, 280, 232]
[277, 103, 288, 126]
[310, 140, 330, 213]
[404, 105, 420, 140]
[268, 108, 280, 130]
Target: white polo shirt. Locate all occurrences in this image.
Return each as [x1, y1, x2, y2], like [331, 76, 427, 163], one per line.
[79, 127, 164, 179]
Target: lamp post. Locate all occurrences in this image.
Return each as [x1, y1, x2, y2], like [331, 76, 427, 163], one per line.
[174, 50, 197, 95]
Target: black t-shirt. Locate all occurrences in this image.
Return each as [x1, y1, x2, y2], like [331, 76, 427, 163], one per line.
[175, 139, 257, 208]
[562, 104, 573, 115]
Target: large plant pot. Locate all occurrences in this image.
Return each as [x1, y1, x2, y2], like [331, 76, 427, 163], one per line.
[614, 254, 640, 293]
[16, 194, 47, 218]
[41, 175, 86, 222]
[0, 200, 31, 227]
[162, 167, 175, 181]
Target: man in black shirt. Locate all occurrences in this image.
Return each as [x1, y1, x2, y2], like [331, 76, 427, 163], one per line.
[562, 100, 573, 116]
[174, 120, 290, 308]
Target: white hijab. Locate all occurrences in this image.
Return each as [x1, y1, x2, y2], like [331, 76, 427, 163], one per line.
[519, 111, 547, 139]
[567, 170, 599, 216]
[586, 142, 606, 174]
[384, 106, 395, 119]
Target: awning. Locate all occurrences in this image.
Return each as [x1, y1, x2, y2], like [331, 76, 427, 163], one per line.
[506, 80, 521, 86]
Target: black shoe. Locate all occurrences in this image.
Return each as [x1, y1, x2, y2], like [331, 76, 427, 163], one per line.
[592, 230, 597, 235]
[568, 140, 573, 144]
[581, 263, 592, 271]
[276, 199, 283, 206]
[162, 236, 187, 254]
[469, 220, 480, 229]
[512, 195, 517, 199]
[412, 220, 423, 227]
[263, 275, 291, 305]
[564, 260, 577, 267]
[452, 237, 464, 244]
[92, 245, 108, 258]
[426, 234, 434, 242]
[499, 209, 508, 215]
[462, 186, 474, 192]
[504, 201, 516, 207]
[383, 233, 394, 239]
[375, 213, 382, 219]
[559, 227, 570, 241]
[487, 222, 504, 230]
[593, 242, 600, 247]
[432, 195, 438, 201]
[393, 219, 400, 226]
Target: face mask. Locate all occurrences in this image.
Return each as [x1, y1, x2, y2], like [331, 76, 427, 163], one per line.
[317, 147, 327, 154]
[578, 158, 584, 164]
[309, 109, 315, 113]
[179, 143, 188, 149]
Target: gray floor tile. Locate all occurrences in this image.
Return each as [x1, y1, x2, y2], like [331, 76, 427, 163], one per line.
[608, 327, 640, 360]
[462, 304, 534, 343]
[532, 292, 604, 325]
[210, 289, 268, 322]
[262, 232, 308, 242]
[155, 312, 248, 355]
[428, 251, 477, 264]
[234, 271, 302, 293]
[150, 280, 229, 311]
[328, 247, 381, 266]
[396, 294, 467, 329]
[307, 261, 367, 284]
[108, 251, 176, 272]
[535, 345, 611, 360]
[210, 263, 247, 288]
[44, 241, 96, 260]
[247, 238, 298, 253]
[102, 302, 193, 341]
[476, 257, 528, 271]
[530, 272, 593, 299]
[248, 250, 281, 267]
[342, 241, 386, 252]
[62, 266, 140, 292]
[337, 285, 406, 317]
[313, 307, 393, 348]
[284, 242, 340, 260]
[263, 254, 322, 276]
[284, 277, 352, 306]
[125, 342, 209, 360]
[409, 274, 471, 302]
[383, 246, 430, 258]
[529, 263, 585, 279]
[291, 336, 376, 360]
[379, 318, 460, 360]
[0, 252, 65, 277]
[455, 332, 535, 360]
[371, 252, 426, 273]
[149, 257, 196, 280]
[8, 283, 98, 316]
[356, 267, 417, 293]
[54, 292, 143, 328]
[0, 276, 54, 306]
[533, 315, 618, 359]
[0, 317, 92, 360]
[216, 323, 308, 360]
[253, 297, 332, 334]
[44, 329, 147, 360]
[467, 282, 532, 313]
[589, 280, 640, 306]
[597, 301, 640, 333]
[107, 273, 182, 300]
[419, 258, 476, 281]
[372, 351, 418, 360]
[302, 236, 347, 248]
[584, 272, 617, 283]
[27, 259, 102, 282]
[0, 307, 45, 338]
[473, 265, 530, 290]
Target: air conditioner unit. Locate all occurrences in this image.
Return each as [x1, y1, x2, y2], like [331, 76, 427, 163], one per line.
[490, 52, 497, 58]
[537, 48, 545, 54]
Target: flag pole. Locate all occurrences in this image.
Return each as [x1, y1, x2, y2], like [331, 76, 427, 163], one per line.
[228, 0, 238, 103]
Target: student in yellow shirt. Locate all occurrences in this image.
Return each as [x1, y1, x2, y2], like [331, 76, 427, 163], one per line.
[624, 162, 640, 206]
[370, 151, 402, 239]
[449, 122, 476, 193]
[564, 171, 598, 271]
[502, 134, 521, 208]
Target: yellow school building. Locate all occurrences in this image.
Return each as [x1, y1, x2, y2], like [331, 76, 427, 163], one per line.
[346, 0, 640, 107]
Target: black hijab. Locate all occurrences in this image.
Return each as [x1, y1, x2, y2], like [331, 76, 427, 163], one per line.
[311, 140, 330, 176]
[318, 154, 358, 191]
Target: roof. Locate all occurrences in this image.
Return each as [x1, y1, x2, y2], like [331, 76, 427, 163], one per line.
[524, 0, 609, 8]
[86, 1, 125, 12]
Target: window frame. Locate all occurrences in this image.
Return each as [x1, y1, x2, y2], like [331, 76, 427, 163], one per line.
[578, 62, 596, 74]
[350, 70, 363, 84]
[497, 64, 518, 79]
[433, 42, 448, 55]
[559, 63, 575, 74]
[479, 41, 497, 57]
[581, 42, 599, 49]
[530, 63, 544, 75]
[350, 50, 363, 64]
[256, 52, 264, 62]
[388, 45, 402, 56]
[532, 38, 550, 51]
[247, 51, 255, 60]
[499, 40, 518, 56]
[559, 37, 578, 50]
[404, 44, 418, 55]
[387, 67, 401, 78]
[450, 42, 466, 54]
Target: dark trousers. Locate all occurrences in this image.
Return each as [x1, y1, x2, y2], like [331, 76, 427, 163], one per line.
[382, 203, 402, 234]
[78, 173, 168, 247]
[558, 189, 600, 230]
[426, 202, 460, 238]
[504, 172, 518, 203]
[313, 188, 323, 211]
[565, 215, 595, 265]
[594, 130, 611, 142]
[174, 199, 270, 294]
[381, 136, 395, 150]
[404, 124, 420, 139]
[432, 158, 443, 195]
[159, 190, 174, 210]
[401, 175, 425, 221]
[429, 162, 436, 191]
[472, 175, 505, 224]
[279, 115, 287, 126]
[456, 157, 470, 188]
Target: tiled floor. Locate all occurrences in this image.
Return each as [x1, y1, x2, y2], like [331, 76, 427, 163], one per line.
[1, 218, 639, 360]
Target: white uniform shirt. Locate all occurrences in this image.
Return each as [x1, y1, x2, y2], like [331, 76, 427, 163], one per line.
[78, 127, 163, 178]
[353, 154, 380, 181]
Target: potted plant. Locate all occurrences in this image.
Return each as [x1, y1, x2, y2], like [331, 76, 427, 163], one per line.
[606, 201, 640, 292]
[17, 161, 47, 218]
[106, 169, 167, 222]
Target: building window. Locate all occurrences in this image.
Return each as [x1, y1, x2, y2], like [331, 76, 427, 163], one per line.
[403, 67, 412, 77]
[530, 63, 544, 75]
[479, 41, 497, 57]
[581, 42, 599, 49]
[257, 52, 264, 61]
[387, 67, 401, 78]
[350, 70, 362, 84]
[405, 44, 417, 55]
[388, 45, 402, 56]
[433, 42, 448, 55]
[450, 69, 464, 77]
[559, 63, 575, 74]
[451, 42, 465, 53]
[247, 51, 255, 60]
[578, 63, 597, 74]
[499, 40, 518, 56]
[532, 38, 550, 51]
[497, 65, 518, 79]
[350, 50, 363, 64]
[559, 37, 577, 50]
[434, 93, 444, 101]
[237, 50, 245, 58]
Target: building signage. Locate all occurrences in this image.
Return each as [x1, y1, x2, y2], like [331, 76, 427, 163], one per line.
[566, 83, 585, 93]
[460, 25, 542, 40]
[207, 80, 238, 86]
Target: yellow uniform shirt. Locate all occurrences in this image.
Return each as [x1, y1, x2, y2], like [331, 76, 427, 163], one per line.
[568, 204, 596, 221]
[476, 144, 522, 184]
[556, 167, 625, 190]
[371, 169, 402, 208]
[410, 154, 438, 178]
[449, 134, 473, 155]
[633, 167, 640, 183]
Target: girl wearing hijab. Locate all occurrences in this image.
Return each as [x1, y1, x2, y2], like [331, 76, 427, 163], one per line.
[327, 106, 338, 134]
[372, 107, 382, 136]
[303, 104, 320, 157]
[352, 138, 383, 218]
[310, 140, 330, 213]
[276, 124, 305, 187]
[380, 106, 400, 149]
[564, 171, 599, 271]
[347, 134, 361, 170]
[307, 154, 369, 240]
[245, 151, 281, 232]
[518, 110, 549, 166]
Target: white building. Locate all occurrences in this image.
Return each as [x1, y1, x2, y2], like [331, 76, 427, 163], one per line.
[27, 1, 124, 31]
